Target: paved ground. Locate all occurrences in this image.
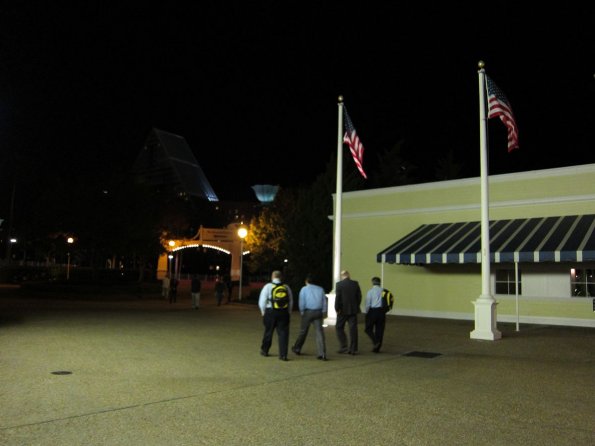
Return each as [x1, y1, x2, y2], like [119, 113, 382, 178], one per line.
[0, 286, 594, 445]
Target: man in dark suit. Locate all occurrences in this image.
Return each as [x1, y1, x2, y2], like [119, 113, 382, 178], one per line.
[334, 270, 362, 354]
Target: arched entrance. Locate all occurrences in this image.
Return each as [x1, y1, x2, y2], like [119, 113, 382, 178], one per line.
[157, 223, 247, 281]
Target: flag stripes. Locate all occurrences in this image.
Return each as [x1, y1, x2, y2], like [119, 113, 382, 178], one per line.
[486, 75, 519, 152]
[343, 108, 368, 179]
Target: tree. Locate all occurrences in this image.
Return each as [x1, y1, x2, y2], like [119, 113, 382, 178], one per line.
[434, 148, 464, 181]
[245, 205, 286, 274]
[282, 170, 334, 292]
[369, 140, 418, 188]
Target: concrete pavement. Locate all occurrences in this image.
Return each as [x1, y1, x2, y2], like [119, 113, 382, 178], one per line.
[0, 287, 593, 445]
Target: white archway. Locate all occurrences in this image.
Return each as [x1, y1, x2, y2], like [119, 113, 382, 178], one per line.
[157, 223, 247, 280]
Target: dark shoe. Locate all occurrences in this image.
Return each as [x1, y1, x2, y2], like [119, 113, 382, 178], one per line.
[337, 347, 349, 354]
[279, 356, 289, 361]
[348, 351, 358, 355]
[317, 355, 328, 361]
[372, 343, 381, 353]
[291, 346, 301, 355]
[260, 350, 269, 357]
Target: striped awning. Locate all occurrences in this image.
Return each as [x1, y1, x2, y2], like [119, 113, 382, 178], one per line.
[377, 215, 595, 265]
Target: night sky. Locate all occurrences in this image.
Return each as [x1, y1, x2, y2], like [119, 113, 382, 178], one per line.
[0, 3, 593, 204]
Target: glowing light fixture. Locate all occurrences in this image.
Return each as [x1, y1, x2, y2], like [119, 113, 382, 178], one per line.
[238, 227, 248, 301]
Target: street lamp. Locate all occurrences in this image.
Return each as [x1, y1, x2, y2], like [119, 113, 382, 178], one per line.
[168, 254, 174, 276]
[168, 240, 176, 278]
[66, 237, 74, 280]
[7, 238, 17, 265]
[237, 227, 248, 301]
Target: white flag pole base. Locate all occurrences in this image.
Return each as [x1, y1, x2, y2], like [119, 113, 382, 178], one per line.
[470, 296, 502, 340]
[324, 292, 337, 327]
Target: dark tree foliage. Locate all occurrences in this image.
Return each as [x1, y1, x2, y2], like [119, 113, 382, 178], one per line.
[368, 140, 419, 188]
[3, 160, 168, 281]
[282, 169, 334, 292]
[63, 169, 165, 280]
[434, 148, 464, 181]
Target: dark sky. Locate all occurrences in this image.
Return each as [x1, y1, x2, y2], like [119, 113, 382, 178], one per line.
[0, 3, 594, 203]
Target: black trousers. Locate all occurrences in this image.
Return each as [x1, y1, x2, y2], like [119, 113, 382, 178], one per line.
[336, 313, 358, 353]
[365, 308, 386, 348]
[261, 309, 290, 358]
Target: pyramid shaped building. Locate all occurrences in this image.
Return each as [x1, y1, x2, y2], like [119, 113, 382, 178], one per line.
[133, 128, 218, 202]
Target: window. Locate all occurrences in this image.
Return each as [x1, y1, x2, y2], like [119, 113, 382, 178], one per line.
[570, 268, 595, 297]
[495, 268, 521, 295]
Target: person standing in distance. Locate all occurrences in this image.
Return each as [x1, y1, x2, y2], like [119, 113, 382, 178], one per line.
[214, 278, 226, 306]
[365, 276, 386, 353]
[258, 270, 294, 361]
[169, 276, 178, 304]
[334, 270, 362, 355]
[191, 274, 201, 309]
[162, 274, 170, 300]
[291, 274, 328, 361]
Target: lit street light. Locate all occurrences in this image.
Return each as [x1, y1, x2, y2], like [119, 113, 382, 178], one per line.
[66, 237, 74, 280]
[6, 238, 17, 265]
[168, 240, 176, 279]
[237, 227, 248, 301]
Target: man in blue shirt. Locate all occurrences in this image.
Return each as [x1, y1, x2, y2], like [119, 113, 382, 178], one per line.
[291, 274, 328, 360]
[365, 276, 386, 353]
[258, 270, 294, 361]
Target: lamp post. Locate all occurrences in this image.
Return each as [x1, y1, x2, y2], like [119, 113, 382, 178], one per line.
[168, 240, 176, 278]
[8, 238, 17, 265]
[66, 237, 74, 280]
[237, 227, 248, 301]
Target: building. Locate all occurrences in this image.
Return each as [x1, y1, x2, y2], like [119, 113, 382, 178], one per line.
[338, 163, 595, 328]
[133, 128, 219, 202]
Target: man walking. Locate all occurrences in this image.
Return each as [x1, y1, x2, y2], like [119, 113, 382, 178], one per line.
[365, 276, 387, 353]
[334, 270, 362, 355]
[258, 270, 294, 361]
[291, 274, 328, 361]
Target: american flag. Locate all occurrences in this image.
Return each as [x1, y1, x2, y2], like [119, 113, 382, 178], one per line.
[343, 108, 368, 179]
[486, 75, 519, 152]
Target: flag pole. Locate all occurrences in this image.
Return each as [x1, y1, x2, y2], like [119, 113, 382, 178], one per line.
[470, 61, 501, 341]
[333, 96, 344, 287]
[325, 95, 344, 327]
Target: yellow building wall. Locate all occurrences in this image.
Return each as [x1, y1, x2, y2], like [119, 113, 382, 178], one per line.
[338, 164, 595, 327]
